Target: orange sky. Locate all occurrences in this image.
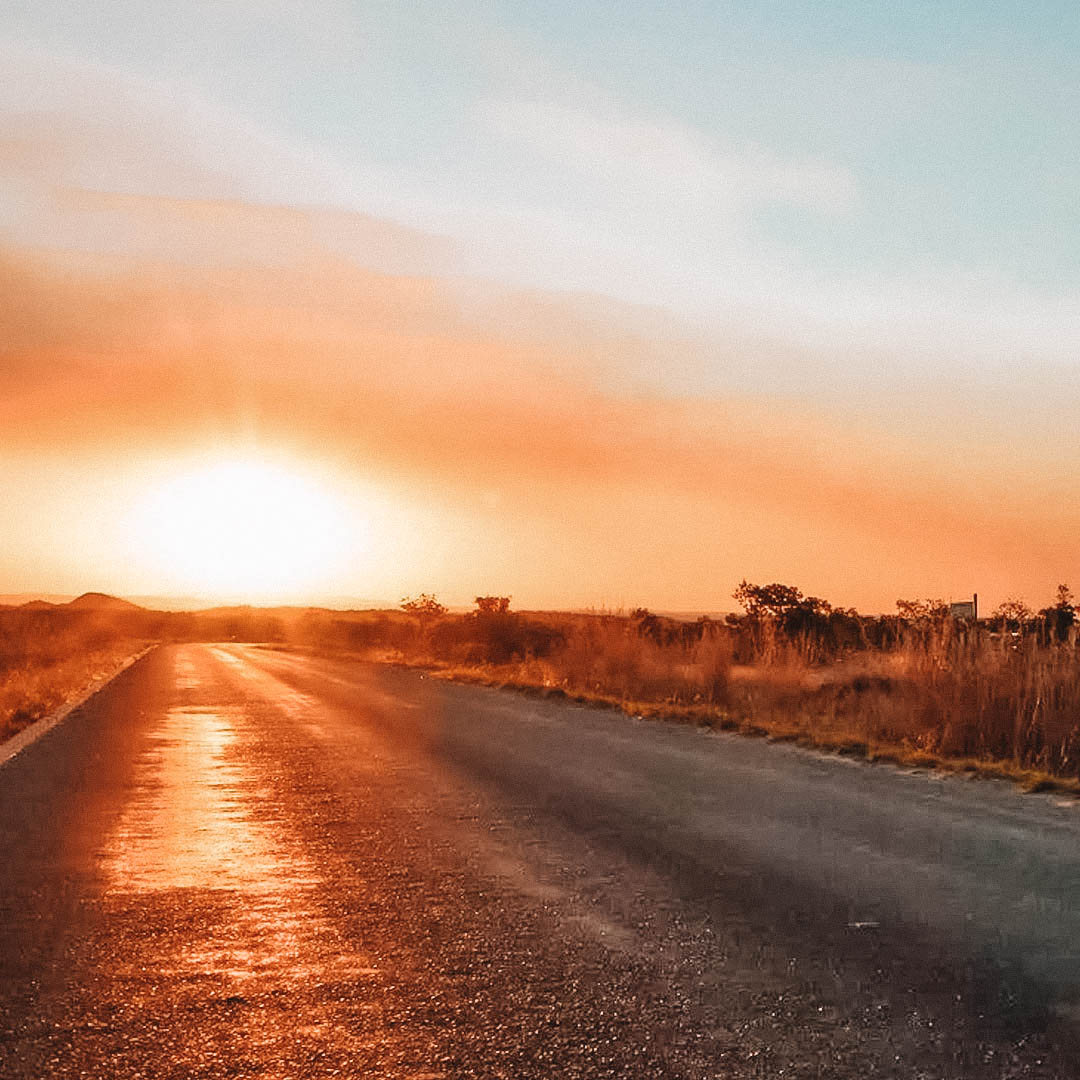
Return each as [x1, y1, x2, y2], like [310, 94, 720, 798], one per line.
[3, 71, 1079, 614]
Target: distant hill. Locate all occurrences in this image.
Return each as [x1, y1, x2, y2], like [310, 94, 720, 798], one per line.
[65, 592, 144, 612]
[19, 599, 58, 610]
[1, 594, 69, 608]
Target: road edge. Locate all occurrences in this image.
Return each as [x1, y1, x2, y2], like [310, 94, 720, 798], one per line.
[0, 644, 157, 769]
[414, 663, 1080, 801]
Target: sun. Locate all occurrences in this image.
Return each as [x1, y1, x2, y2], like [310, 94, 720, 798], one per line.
[132, 456, 356, 603]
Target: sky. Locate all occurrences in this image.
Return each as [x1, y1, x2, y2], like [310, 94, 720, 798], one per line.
[2, 1, 1080, 612]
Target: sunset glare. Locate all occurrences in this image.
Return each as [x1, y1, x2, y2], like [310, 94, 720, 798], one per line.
[129, 459, 356, 604]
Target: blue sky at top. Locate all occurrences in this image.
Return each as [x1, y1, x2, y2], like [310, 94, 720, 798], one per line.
[3, 1, 1079, 362]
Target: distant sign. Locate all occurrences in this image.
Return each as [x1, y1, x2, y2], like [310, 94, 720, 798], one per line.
[949, 597, 977, 620]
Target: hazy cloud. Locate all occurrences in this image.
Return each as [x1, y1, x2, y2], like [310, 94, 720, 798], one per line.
[480, 98, 858, 216]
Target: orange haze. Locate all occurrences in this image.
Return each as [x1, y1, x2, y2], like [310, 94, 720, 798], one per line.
[2, 141, 1079, 612]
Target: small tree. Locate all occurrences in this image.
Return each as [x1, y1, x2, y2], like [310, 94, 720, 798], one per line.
[472, 596, 527, 663]
[734, 580, 806, 619]
[474, 596, 511, 616]
[400, 593, 447, 620]
[992, 597, 1031, 633]
[731, 581, 834, 661]
[895, 598, 948, 621]
[1039, 584, 1076, 642]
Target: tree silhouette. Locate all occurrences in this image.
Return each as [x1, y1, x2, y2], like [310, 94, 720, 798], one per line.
[400, 593, 447, 620]
[895, 597, 948, 621]
[733, 581, 830, 619]
[1040, 584, 1076, 642]
[991, 597, 1031, 632]
[474, 596, 511, 616]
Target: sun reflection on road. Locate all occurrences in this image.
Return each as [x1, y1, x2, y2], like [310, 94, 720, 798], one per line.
[102, 706, 278, 892]
[99, 656, 375, 995]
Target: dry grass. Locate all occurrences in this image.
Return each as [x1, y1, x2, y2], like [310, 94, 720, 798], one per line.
[383, 612, 1080, 795]
[514, 616, 732, 705]
[0, 644, 141, 742]
[0, 607, 147, 743]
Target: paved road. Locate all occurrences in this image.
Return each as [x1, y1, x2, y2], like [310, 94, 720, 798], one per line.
[2, 643, 1079, 1078]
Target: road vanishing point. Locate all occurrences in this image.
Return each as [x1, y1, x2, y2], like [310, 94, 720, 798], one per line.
[2, 643, 1080, 1078]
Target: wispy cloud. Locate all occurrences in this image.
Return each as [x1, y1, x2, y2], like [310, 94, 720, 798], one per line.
[0, 40, 365, 211]
[479, 98, 858, 216]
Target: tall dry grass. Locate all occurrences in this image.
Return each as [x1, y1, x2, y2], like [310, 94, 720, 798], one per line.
[387, 607, 1080, 784]
[505, 616, 733, 705]
[0, 610, 142, 742]
[873, 630, 1080, 773]
[0, 647, 139, 742]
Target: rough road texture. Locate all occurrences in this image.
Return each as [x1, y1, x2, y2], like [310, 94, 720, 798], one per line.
[1, 643, 1078, 1078]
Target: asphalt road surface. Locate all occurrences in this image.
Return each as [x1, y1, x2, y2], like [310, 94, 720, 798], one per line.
[2, 643, 1080, 1078]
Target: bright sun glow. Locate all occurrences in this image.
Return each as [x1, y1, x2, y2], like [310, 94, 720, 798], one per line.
[132, 457, 359, 602]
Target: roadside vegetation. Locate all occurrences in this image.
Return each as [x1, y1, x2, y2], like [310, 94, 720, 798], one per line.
[374, 584, 1080, 793]
[0, 603, 145, 742]
[5, 585, 1080, 793]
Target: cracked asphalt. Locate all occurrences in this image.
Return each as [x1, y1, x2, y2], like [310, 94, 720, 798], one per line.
[1, 643, 1079, 1077]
